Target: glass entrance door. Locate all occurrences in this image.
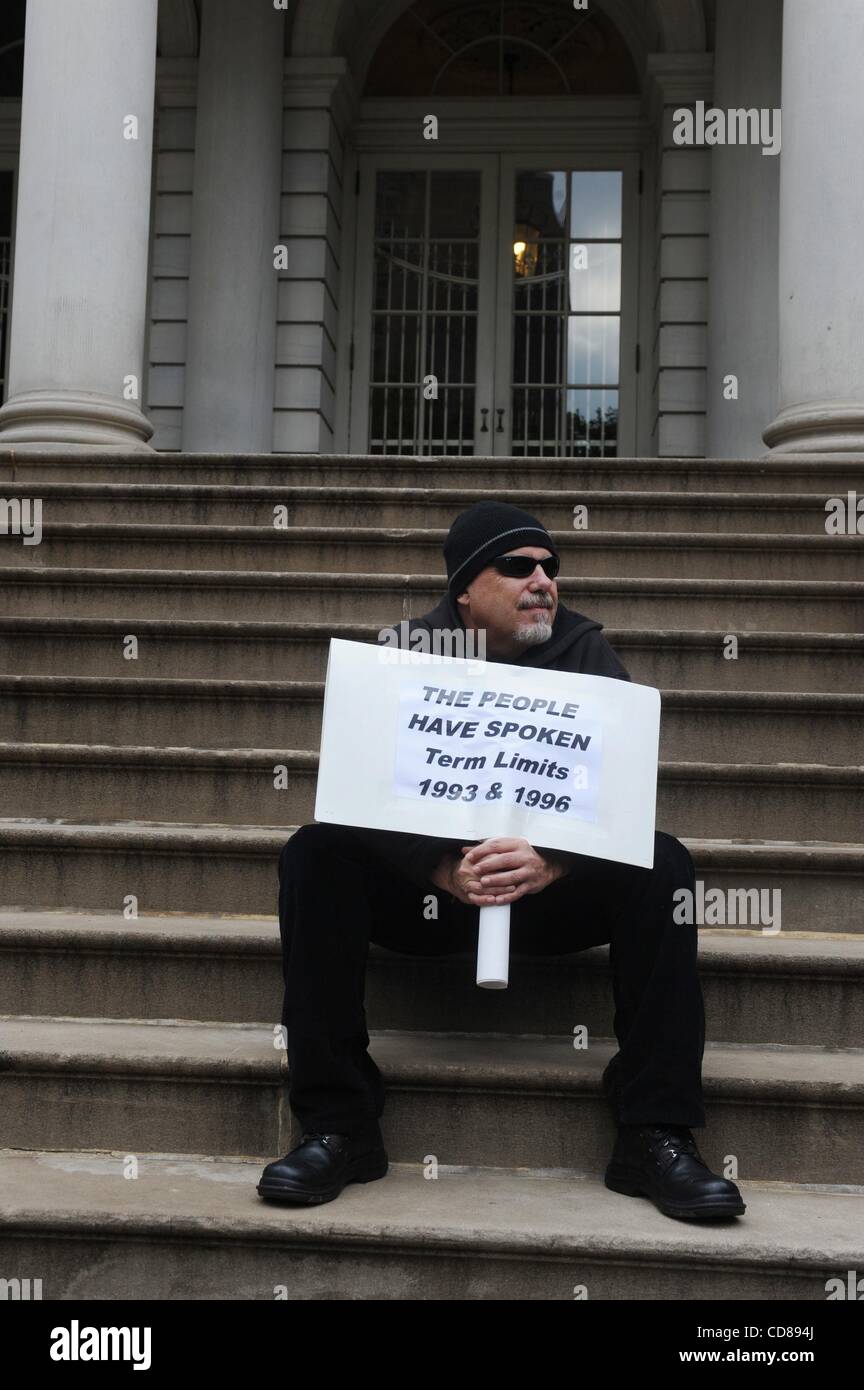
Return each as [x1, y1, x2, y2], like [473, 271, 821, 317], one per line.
[350, 153, 638, 456]
[350, 155, 498, 456]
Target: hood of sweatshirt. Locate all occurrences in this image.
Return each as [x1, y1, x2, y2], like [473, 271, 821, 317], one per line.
[407, 590, 608, 671]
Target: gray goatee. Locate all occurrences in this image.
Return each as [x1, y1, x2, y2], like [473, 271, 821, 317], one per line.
[513, 599, 553, 645]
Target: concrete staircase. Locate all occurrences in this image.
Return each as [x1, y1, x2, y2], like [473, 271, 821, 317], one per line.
[0, 449, 862, 1301]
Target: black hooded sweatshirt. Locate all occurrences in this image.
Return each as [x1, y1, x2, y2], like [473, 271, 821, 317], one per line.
[339, 591, 631, 889]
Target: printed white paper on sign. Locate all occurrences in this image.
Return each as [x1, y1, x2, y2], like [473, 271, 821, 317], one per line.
[394, 681, 603, 825]
[314, 639, 661, 868]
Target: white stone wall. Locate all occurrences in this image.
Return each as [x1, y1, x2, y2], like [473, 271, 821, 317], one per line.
[138, 47, 735, 460]
[275, 63, 353, 453]
[145, 65, 196, 452]
[651, 89, 712, 458]
[144, 59, 352, 455]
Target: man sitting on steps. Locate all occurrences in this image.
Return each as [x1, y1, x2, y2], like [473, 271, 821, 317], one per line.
[257, 501, 746, 1223]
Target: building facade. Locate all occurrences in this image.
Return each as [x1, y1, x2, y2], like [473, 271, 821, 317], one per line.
[0, 0, 860, 460]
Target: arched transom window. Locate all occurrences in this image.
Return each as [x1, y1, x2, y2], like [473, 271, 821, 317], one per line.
[364, 0, 639, 97]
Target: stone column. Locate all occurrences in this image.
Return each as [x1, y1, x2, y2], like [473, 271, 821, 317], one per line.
[0, 0, 159, 449]
[764, 0, 864, 452]
[706, 0, 781, 458]
[181, 0, 284, 452]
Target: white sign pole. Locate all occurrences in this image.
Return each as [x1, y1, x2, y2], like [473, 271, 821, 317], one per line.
[476, 904, 510, 988]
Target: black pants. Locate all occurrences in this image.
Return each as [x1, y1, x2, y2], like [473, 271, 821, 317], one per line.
[277, 822, 705, 1138]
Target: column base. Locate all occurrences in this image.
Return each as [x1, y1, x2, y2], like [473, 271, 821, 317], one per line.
[0, 389, 155, 450]
[762, 401, 864, 454]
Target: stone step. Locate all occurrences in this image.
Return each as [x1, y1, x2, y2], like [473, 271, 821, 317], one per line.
[1, 820, 860, 930]
[1, 1148, 859, 1300]
[1, 676, 859, 764]
[0, 617, 859, 692]
[3, 480, 847, 533]
[1, 446, 858, 1306]
[4, 524, 860, 579]
[0, 742, 858, 840]
[1, 910, 860, 1047]
[1, 568, 861, 629]
[4, 447, 863, 495]
[2, 1018, 861, 1184]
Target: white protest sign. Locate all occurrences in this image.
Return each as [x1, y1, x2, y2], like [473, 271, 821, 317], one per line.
[314, 639, 660, 867]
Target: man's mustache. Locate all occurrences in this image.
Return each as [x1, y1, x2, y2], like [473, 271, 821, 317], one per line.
[517, 596, 554, 610]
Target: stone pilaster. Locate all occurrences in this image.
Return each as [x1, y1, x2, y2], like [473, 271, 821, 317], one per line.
[181, 0, 285, 453]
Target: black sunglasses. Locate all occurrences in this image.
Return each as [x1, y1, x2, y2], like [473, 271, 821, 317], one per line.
[489, 554, 560, 580]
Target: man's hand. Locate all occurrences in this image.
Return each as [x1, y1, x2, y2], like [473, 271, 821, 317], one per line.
[429, 853, 478, 905]
[431, 837, 567, 907]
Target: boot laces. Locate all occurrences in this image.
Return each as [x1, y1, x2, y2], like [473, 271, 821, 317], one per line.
[302, 1131, 345, 1149]
[645, 1125, 703, 1163]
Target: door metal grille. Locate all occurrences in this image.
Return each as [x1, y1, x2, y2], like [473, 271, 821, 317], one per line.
[369, 170, 480, 455]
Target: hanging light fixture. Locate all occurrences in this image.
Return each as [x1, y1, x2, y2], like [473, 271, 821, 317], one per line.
[513, 223, 540, 276]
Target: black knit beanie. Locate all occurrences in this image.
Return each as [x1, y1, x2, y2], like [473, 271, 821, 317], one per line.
[444, 501, 559, 597]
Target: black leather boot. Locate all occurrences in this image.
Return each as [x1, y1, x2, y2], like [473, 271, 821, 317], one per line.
[257, 1128, 388, 1206]
[605, 1124, 746, 1220]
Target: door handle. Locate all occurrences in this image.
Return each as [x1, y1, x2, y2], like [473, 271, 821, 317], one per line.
[496, 408, 505, 433]
[480, 408, 490, 433]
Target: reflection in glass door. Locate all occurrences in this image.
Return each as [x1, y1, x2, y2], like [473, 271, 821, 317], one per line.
[510, 169, 623, 456]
